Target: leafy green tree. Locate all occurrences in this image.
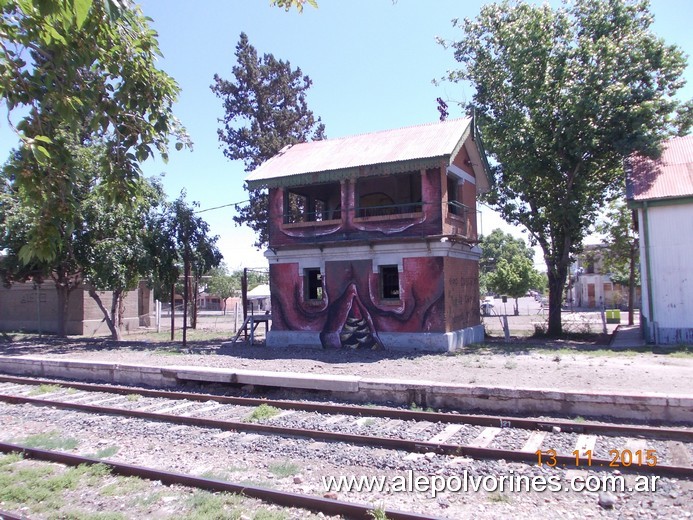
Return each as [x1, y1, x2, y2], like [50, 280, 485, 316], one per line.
[443, 0, 690, 335]
[487, 256, 543, 315]
[150, 192, 222, 341]
[211, 32, 326, 247]
[596, 197, 639, 324]
[0, 131, 102, 336]
[479, 229, 542, 314]
[205, 264, 238, 315]
[76, 177, 165, 340]
[479, 228, 535, 295]
[1, 0, 190, 263]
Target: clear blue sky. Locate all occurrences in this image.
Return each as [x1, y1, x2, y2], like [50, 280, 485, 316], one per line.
[2, 0, 692, 271]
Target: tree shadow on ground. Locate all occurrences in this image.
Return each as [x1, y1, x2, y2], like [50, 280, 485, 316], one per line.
[0, 332, 688, 362]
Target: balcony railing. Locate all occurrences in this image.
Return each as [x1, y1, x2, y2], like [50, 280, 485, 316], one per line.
[356, 201, 424, 218]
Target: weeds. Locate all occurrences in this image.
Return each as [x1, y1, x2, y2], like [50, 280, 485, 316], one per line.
[14, 431, 78, 451]
[244, 404, 281, 422]
[87, 446, 119, 459]
[268, 460, 301, 478]
[126, 394, 140, 402]
[28, 384, 62, 396]
[369, 505, 390, 519]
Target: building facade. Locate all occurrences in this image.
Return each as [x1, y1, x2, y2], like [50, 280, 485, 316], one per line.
[245, 118, 490, 351]
[626, 135, 693, 344]
[0, 281, 153, 336]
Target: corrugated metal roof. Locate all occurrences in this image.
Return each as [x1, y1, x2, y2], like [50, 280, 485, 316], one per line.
[245, 118, 473, 187]
[627, 135, 693, 201]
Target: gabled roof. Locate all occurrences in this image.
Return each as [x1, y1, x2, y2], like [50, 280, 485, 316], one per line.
[245, 117, 491, 192]
[626, 135, 693, 202]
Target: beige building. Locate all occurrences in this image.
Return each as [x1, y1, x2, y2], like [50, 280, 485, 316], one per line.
[0, 281, 153, 336]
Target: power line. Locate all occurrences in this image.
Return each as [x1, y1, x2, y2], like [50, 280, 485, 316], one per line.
[195, 199, 250, 214]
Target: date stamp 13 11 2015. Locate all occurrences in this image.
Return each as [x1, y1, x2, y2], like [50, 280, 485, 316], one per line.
[536, 448, 658, 468]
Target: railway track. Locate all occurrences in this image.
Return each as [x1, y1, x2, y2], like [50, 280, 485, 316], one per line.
[0, 374, 691, 480]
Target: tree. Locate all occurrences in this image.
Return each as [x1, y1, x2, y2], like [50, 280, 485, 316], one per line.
[205, 264, 238, 315]
[596, 196, 639, 325]
[211, 32, 326, 248]
[479, 229, 542, 314]
[150, 192, 222, 342]
[77, 176, 165, 340]
[443, 0, 690, 335]
[0, 131, 101, 336]
[1, 0, 190, 263]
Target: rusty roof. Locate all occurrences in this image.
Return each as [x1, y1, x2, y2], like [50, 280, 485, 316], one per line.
[245, 117, 486, 189]
[627, 135, 693, 202]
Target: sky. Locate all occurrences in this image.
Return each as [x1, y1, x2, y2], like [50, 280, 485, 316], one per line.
[2, 0, 692, 272]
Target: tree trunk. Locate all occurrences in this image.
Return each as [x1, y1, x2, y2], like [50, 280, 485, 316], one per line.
[191, 277, 199, 329]
[183, 255, 189, 347]
[87, 286, 119, 340]
[514, 297, 519, 316]
[546, 266, 568, 336]
[170, 284, 175, 341]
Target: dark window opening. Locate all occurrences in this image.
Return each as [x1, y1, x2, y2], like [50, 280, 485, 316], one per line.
[305, 268, 323, 300]
[380, 265, 400, 300]
[357, 171, 422, 217]
[284, 182, 341, 224]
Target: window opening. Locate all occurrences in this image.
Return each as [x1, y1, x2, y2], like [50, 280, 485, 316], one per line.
[305, 268, 323, 300]
[380, 265, 400, 300]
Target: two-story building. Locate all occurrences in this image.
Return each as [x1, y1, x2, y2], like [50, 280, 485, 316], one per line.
[245, 118, 491, 351]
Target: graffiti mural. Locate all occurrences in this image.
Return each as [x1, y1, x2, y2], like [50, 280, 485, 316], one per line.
[270, 257, 447, 349]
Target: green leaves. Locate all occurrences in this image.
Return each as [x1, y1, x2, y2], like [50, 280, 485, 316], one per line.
[445, 0, 688, 334]
[212, 32, 325, 247]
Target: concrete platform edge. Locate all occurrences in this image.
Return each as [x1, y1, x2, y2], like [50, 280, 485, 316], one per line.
[0, 356, 690, 423]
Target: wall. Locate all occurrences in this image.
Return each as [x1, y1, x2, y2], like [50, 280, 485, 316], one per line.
[639, 202, 693, 344]
[0, 282, 153, 336]
[0, 283, 84, 334]
[444, 257, 480, 332]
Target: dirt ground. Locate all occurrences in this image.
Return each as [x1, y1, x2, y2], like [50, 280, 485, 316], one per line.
[1, 329, 690, 399]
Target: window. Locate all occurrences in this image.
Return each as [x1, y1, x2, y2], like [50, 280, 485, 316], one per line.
[357, 171, 422, 217]
[304, 268, 323, 300]
[284, 182, 341, 224]
[447, 175, 462, 216]
[380, 265, 400, 300]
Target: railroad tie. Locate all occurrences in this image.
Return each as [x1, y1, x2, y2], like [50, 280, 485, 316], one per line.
[184, 402, 222, 416]
[468, 427, 502, 448]
[154, 401, 199, 415]
[85, 395, 128, 407]
[520, 430, 548, 453]
[427, 424, 464, 444]
[666, 441, 693, 467]
[574, 434, 597, 457]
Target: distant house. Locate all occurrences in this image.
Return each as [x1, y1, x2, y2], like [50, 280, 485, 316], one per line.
[626, 135, 693, 344]
[569, 244, 640, 309]
[245, 117, 491, 351]
[246, 284, 271, 312]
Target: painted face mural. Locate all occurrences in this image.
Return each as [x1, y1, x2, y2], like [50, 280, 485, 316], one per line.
[270, 257, 446, 349]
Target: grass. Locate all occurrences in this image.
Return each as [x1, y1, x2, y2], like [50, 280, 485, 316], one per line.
[28, 383, 62, 396]
[13, 431, 79, 451]
[184, 490, 245, 520]
[100, 475, 147, 497]
[503, 360, 518, 369]
[267, 460, 301, 478]
[126, 394, 140, 402]
[87, 446, 120, 459]
[368, 505, 389, 520]
[488, 492, 511, 503]
[0, 456, 111, 514]
[244, 404, 281, 422]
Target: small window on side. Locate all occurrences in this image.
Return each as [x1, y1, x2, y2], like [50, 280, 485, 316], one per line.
[380, 265, 400, 300]
[305, 268, 323, 301]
